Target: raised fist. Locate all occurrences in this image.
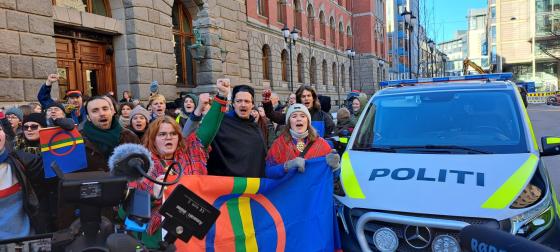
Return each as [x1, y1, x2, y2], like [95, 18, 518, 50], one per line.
[46, 74, 59, 86]
[262, 89, 272, 103]
[216, 78, 231, 97]
[195, 93, 211, 116]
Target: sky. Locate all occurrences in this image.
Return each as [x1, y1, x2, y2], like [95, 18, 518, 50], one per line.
[423, 0, 488, 44]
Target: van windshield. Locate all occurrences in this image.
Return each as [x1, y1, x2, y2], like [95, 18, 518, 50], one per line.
[352, 90, 529, 154]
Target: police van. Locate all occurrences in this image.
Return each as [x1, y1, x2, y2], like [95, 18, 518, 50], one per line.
[335, 73, 560, 252]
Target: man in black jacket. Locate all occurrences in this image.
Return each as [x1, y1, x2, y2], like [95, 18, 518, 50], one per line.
[207, 83, 267, 177]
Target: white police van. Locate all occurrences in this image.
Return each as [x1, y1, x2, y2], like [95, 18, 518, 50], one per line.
[335, 73, 560, 252]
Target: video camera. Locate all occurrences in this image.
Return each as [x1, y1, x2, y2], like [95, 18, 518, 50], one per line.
[48, 143, 219, 251]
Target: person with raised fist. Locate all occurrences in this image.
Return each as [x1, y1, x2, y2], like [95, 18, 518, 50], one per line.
[37, 74, 86, 124]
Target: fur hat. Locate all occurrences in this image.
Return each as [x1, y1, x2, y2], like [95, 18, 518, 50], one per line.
[23, 113, 47, 127]
[285, 103, 312, 125]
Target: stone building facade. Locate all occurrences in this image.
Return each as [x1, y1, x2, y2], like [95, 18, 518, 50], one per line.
[0, 0, 387, 107]
[0, 0, 250, 106]
[246, 0, 388, 101]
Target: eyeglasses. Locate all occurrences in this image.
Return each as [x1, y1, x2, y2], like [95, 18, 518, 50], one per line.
[23, 124, 40, 131]
[157, 131, 179, 138]
[6, 115, 19, 120]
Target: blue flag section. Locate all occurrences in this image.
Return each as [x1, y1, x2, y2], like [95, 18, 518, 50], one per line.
[165, 157, 342, 252]
[39, 127, 87, 178]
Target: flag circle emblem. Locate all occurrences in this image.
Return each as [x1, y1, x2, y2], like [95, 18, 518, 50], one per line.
[47, 130, 79, 156]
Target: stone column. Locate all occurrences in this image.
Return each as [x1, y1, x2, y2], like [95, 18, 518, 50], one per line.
[0, 0, 57, 105]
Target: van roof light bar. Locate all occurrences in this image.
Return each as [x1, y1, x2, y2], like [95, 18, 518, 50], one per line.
[379, 73, 514, 87]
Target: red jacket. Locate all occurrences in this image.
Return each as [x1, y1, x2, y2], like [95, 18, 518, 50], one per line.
[266, 134, 332, 167]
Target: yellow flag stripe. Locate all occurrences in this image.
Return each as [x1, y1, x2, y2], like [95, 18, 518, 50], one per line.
[244, 178, 260, 194]
[41, 139, 84, 152]
[238, 197, 258, 252]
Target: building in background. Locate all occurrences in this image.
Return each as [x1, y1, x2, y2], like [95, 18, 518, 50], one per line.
[466, 8, 489, 73]
[387, 0, 419, 80]
[0, 0, 389, 106]
[534, 0, 560, 91]
[487, 0, 498, 71]
[439, 31, 468, 76]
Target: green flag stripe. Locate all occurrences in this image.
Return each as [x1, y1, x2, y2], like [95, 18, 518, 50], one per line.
[226, 198, 246, 252]
[40, 137, 83, 149]
[232, 177, 247, 194]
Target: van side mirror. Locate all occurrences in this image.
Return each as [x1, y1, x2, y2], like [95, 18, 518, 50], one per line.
[541, 136, 560, 156]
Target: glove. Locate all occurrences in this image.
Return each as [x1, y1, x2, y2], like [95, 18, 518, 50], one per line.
[326, 150, 341, 171]
[54, 118, 75, 131]
[284, 157, 306, 173]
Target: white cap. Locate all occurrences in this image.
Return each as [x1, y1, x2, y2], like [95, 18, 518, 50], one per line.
[285, 103, 312, 125]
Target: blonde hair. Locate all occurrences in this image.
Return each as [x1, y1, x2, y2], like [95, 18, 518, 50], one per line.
[148, 94, 166, 106]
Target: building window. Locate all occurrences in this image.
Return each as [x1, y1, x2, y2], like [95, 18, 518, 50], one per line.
[322, 60, 328, 85]
[339, 22, 345, 49]
[307, 4, 315, 37]
[330, 17, 336, 46]
[349, 66, 353, 87]
[277, 1, 285, 23]
[332, 63, 338, 86]
[341, 64, 345, 87]
[347, 26, 352, 47]
[281, 50, 289, 81]
[53, 0, 110, 17]
[294, 0, 302, 31]
[257, 0, 268, 17]
[346, 0, 351, 10]
[172, 1, 195, 87]
[319, 11, 326, 41]
[262, 45, 272, 80]
[310, 57, 317, 84]
[297, 54, 304, 83]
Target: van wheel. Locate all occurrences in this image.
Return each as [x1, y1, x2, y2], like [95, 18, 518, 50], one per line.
[511, 184, 542, 208]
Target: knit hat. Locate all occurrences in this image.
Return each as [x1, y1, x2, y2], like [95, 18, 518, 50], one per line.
[45, 102, 65, 111]
[5, 107, 23, 121]
[130, 106, 151, 123]
[23, 113, 47, 127]
[285, 103, 312, 125]
[232, 85, 255, 103]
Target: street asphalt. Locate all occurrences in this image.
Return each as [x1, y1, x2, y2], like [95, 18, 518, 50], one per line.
[527, 103, 560, 197]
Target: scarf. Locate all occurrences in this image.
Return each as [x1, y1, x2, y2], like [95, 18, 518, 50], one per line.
[83, 116, 122, 157]
[289, 129, 309, 139]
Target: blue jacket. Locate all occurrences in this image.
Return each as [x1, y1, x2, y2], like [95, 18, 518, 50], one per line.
[37, 83, 86, 124]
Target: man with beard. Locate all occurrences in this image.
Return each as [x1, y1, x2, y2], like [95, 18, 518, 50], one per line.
[207, 83, 267, 177]
[81, 96, 140, 172]
[38, 74, 86, 124]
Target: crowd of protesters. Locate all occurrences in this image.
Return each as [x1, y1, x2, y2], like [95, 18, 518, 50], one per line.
[0, 73, 368, 247]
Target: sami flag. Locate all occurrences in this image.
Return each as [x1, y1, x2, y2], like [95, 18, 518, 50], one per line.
[39, 127, 87, 178]
[164, 157, 341, 252]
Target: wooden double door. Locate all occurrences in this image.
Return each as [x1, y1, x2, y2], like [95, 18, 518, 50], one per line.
[55, 37, 114, 98]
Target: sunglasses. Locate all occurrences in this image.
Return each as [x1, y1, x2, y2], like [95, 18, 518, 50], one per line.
[23, 124, 40, 131]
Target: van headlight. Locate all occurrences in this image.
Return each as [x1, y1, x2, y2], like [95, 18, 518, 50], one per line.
[510, 191, 554, 239]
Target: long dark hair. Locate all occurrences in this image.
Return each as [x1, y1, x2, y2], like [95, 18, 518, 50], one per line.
[295, 85, 321, 111]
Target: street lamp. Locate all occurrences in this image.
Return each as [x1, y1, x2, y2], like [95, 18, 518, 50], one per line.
[282, 25, 298, 92]
[346, 48, 356, 90]
[427, 39, 435, 77]
[401, 9, 416, 79]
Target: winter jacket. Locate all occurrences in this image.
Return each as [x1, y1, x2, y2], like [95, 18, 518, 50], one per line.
[207, 111, 267, 178]
[37, 83, 86, 124]
[4, 151, 52, 234]
[350, 93, 368, 126]
[265, 135, 332, 178]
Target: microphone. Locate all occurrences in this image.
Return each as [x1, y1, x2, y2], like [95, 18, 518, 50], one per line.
[109, 143, 154, 182]
[460, 225, 556, 252]
[108, 143, 185, 185]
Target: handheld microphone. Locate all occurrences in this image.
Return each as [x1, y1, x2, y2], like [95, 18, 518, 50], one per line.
[109, 143, 154, 182]
[108, 143, 185, 185]
[460, 225, 556, 252]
